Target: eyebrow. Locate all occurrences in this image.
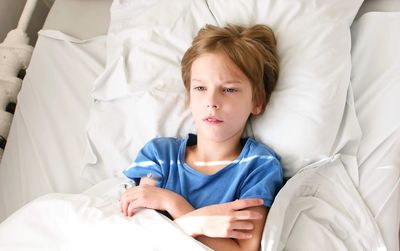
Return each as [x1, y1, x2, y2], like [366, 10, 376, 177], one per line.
[223, 81, 242, 85]
[191, 78, 243, 84]
[191, 78, 203, 83]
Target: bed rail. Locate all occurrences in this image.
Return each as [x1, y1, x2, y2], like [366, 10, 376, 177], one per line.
[0, 0, 37, 160]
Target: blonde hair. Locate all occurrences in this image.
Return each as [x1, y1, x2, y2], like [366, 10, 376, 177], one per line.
[181, 24, 279, 114]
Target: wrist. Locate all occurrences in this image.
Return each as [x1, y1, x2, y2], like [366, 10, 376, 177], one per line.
[165, 191, 194, 219]
[174, 216, 201, 237]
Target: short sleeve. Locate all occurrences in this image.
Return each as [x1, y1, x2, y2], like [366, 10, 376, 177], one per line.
[239, 157, 283, 207]
[122, 140, 163, 186]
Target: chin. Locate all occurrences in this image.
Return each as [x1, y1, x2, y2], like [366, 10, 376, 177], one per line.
[201, 130, 243, 143]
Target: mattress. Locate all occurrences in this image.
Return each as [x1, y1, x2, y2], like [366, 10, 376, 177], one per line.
[356, 0, 400, 19]
[0, 0, 113, 221]
[43, 0, 112, 39]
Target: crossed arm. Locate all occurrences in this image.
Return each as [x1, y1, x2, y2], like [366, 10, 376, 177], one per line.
[119, 178, 268, 251]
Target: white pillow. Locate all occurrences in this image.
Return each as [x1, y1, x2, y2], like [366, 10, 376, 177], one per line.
[83, 0, 363, 182]
[206, 0, 363, 177]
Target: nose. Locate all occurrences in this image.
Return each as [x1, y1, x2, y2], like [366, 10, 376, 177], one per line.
[207, 104, 219, 109]
[206, 89, 220, 110]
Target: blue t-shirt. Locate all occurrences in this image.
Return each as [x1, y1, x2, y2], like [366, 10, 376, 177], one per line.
[123, 134, 283, 208]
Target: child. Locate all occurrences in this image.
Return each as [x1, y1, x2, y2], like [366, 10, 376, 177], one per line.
[119, 24, 282, 251]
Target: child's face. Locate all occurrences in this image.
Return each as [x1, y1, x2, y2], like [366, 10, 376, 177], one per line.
[189, 51, 261, 143]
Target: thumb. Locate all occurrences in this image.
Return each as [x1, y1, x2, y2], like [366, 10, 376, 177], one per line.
[231, 198, 264, 210]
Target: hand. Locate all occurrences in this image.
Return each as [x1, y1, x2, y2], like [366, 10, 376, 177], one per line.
[174, 198, 264, 239]
[119, 186, 179, 217]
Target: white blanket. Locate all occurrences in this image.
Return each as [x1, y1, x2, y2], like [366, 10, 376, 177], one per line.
[0, 156, 385, 251]
[263, 156, 385, 251]
[0, 179, 210, 251]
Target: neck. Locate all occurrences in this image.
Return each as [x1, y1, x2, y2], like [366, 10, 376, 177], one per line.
[190, 128, 245, 164]
[195, 136, 242, 163]
[185, 132, 244, 175]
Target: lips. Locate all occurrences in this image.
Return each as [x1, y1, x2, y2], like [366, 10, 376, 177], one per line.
[203, 116, 223, 125]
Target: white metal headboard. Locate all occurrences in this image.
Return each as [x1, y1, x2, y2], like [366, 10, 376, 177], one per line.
[0, 0, 38, 159]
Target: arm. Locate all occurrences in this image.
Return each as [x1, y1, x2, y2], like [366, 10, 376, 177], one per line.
[174, 200, 268, 251]
[196, 206, 268, 251]
[120, 179, 267, 251]
[119, 177, 194, 218]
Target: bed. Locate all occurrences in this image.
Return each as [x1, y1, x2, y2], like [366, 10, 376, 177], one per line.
[0, 0, 399, 250]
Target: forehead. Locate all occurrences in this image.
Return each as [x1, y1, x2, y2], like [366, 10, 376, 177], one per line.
[190, 52, 249, 82]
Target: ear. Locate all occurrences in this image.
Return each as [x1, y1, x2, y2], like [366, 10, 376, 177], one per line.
[251, 102, 263, 116]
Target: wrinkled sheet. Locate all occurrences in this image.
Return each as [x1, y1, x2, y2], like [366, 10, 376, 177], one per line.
[351, 12, 400, 251]
[262, 156, 385, 251]
[0, 178, 210, 251]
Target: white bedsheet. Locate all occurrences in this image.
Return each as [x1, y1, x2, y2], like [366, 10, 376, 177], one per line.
[351, 12, 400, 251]
[0, 31, 105, 221]
[263, 155, 385, 251]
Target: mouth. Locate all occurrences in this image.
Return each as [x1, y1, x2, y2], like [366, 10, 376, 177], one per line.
[203, 116, 223, 125]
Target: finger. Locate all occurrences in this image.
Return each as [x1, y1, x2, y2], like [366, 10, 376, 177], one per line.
[127, 201, 139, 217]
[120, 188, 140, 215]
[119, 192, 130, 215]
[122, 199, 129, 216]
[230, 221, 254, 231]
[127, 198, 146, 216]
[121, 196, 133, 216]
[233, 210, 263, 220]
[231, 198, 264, 210]
[119, 198, 123, 212]
[228, 230, 253, 240]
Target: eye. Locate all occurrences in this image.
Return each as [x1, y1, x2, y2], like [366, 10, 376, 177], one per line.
[193, 86, 206, 91]
[223, 87, 238, 93]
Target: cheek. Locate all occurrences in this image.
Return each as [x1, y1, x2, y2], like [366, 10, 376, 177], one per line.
[189, 96, 202, 117]
[233, 101, 254, 120]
